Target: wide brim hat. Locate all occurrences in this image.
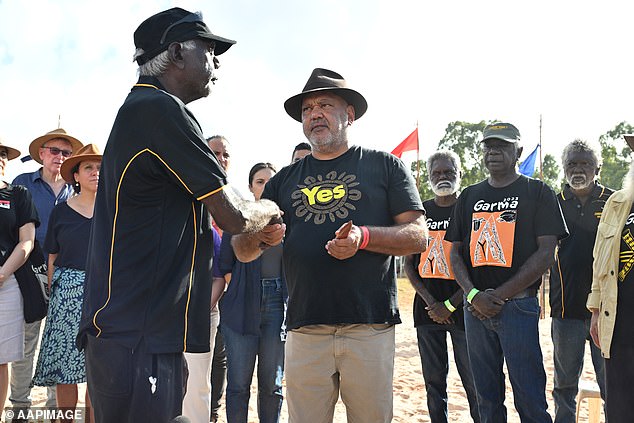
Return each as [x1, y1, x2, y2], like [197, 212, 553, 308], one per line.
[284, 68, 368, 122]
[0, 138, 21, 161]
[60, 143, 102, 184]
[134, 7, 236, 65]
[624, 134, 634, 151]
[29, 128, 84, 165]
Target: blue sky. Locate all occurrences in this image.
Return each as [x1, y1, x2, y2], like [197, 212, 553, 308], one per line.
[1, 0, 633, 190]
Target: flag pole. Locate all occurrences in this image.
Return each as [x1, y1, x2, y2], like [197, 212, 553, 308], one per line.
[539, 114, 543, 180]
[416, 121, 420, 190]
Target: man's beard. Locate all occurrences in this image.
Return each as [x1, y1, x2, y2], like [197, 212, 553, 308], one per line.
[567, 174, 593, 190]
[432, 179, 459, 196]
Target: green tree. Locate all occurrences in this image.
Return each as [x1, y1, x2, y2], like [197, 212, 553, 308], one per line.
[598, 121, 633, 190]
[528, 153, 562, 191]
[410, 120, 563, 200]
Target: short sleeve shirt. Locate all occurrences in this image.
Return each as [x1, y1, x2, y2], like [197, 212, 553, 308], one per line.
[445, 175, 568, 290]
[79, 77, 227, 354]
[262, 146, 424, 330]
[0, 184, 39, 263]
[44, 202, 92, 270]
[549, 183, 613, 319]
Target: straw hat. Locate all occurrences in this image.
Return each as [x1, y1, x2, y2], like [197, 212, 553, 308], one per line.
[60, 144, 102, 184]
[29, 128, 84, 165]
[0, 137, 21, 161]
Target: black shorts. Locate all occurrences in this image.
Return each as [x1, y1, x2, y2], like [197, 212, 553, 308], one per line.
[85, 335, 188, 423]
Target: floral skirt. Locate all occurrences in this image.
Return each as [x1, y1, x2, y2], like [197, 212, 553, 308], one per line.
[32, 267, 85, 386]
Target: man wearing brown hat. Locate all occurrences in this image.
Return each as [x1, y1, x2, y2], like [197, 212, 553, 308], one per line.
[446, 122, 568, 423]
[233, 68, 427, 422]
[77, 7, 283, 423]
[10, 128, 82, 419]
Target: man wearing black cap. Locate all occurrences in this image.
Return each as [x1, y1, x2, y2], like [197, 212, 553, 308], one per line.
[78, 8, 284, 423]
[233, 68, 427, 422]
[445, 122, 568, 423]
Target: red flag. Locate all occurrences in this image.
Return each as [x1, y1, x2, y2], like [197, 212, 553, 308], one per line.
[391, 128, 418, 158]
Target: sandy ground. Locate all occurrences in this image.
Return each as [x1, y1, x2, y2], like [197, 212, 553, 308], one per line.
[8, 279, 604, 423]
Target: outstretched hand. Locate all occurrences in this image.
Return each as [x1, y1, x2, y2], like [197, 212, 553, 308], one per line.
[325, 220, 363, 260]
[256, 215, 286, 249]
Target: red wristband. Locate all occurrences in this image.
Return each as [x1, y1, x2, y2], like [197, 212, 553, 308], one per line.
[359, 226, 370, 250]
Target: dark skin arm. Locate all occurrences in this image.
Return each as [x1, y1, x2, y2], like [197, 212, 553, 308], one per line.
[450, 235, 557, 320]
[201, 186, 282, 235]
[404, 254, 459, 324]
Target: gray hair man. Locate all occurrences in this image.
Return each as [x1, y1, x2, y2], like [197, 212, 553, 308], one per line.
[405, 150, 480, 423]
[550, 139, 611, 423]
[78, 8, 283, 422]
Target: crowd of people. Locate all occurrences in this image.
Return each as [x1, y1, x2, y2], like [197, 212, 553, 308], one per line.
[0, 5, 633, 423]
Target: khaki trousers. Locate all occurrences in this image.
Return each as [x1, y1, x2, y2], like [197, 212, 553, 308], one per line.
[285, 323, 395, 423]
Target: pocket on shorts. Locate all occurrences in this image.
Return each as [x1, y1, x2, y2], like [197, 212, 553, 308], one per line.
[86, 335, 132, 397]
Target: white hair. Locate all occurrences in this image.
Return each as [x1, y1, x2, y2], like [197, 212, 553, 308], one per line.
[426, 150, 461, 175]
[134, 40, 198, 77]
[561, 138, 602, 168]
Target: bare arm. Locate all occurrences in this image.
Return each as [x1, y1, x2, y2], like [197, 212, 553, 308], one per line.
[202, 186, 281, 235]
[450, 240, 504, 319]
[47, 253, 58, 292]
[326, 211, 427, 260]
[0, 222, 35, 285]
[210, 276, 225, 309]
[404, 254, 436, 306]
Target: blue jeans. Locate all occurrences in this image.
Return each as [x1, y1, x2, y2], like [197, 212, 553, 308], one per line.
[416, 325, 480, 423]
[222, 278, 285, 423]
[464, 297, 552, 423]
[551, 317, 606, 423]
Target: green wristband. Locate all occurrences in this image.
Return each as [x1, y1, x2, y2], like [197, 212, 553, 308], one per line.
[466, 288, 480, 304]
[443, 299, 456, 313]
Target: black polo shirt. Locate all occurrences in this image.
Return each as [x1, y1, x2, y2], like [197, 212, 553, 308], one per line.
[549, 183, 613, 319]
[78, 76, 227, 354]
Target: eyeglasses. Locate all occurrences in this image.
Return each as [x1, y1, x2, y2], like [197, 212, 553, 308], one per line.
[41, 146, 72, 157]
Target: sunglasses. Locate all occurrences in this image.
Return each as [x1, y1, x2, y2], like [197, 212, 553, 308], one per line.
[41, 146, 72, 158]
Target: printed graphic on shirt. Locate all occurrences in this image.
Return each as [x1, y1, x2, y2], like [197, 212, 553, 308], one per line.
[469, 198, 518, 268]
[419, 229, 454, 280]
[0, 200, 9, 209]
[291, 171, 362, 224]
[619, 222, 634, 282]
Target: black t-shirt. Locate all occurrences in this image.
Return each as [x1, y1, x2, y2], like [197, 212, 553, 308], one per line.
[445, 175, 568, 290]
[263, 146, 424, 330]
[412, 199, 464, 328]
[79, 76, 227, 354]
[44, 202, 92, 271]
[0, 184, 39, 263]
[549, 183, 613, 319]
[613, 206, 634, 345]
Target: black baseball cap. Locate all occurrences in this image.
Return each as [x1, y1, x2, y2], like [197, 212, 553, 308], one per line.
[481, 122, 521, 143]
[134, 7, 236, 65]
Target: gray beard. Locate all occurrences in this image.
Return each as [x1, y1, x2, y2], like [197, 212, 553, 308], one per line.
[567, 175, 592, 190]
